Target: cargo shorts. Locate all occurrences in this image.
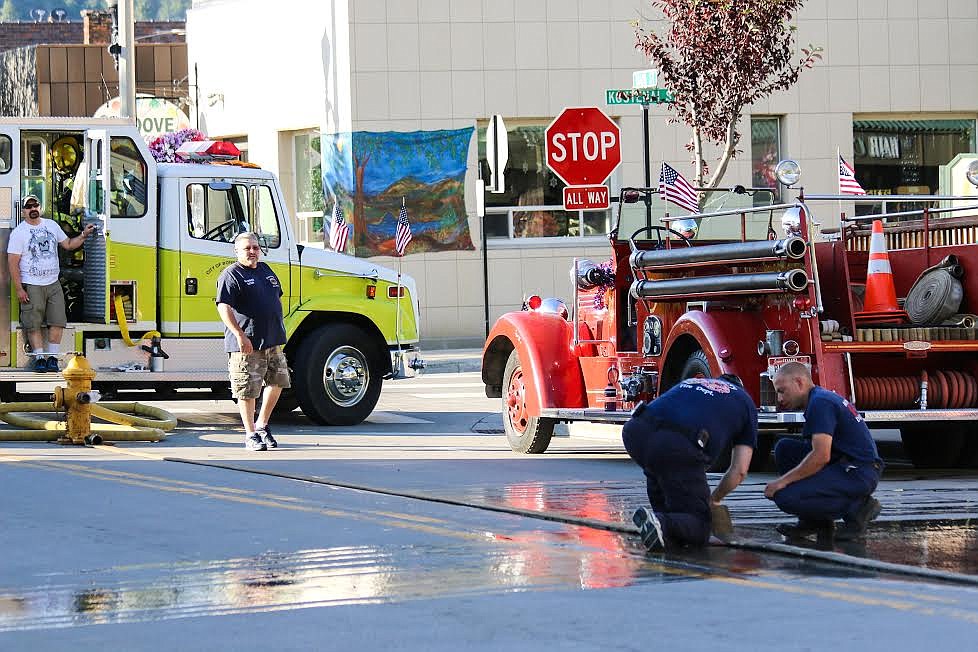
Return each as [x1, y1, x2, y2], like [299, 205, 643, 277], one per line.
[228, 345, 291, 399]
[20, 281, 67, 331]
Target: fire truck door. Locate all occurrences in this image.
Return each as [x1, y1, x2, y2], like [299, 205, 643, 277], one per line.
[81, 130, 112, 323]
[0, 125, 18, 364]
[178, 180, 291, 337]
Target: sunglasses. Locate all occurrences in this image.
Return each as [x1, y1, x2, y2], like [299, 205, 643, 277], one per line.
[23, 202, 39, 209]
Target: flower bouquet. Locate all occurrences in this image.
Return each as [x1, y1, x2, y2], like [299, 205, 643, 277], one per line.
[149, 128, 206, 163]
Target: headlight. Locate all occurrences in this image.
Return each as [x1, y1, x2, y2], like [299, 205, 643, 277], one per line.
[966, 159, 978, 188]
[775, 159, 801, 187]
[780, 207, 802, 237]
[673, 218, 698, 239]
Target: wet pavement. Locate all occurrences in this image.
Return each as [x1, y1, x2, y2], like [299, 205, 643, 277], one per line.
[4, 375, 978, 647]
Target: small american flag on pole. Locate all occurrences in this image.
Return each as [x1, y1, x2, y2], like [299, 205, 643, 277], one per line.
[394, 204, 413, 256]
[328, 201, 350, 252]
[839, 155, 867, 195]
[659, 163, 700, 214]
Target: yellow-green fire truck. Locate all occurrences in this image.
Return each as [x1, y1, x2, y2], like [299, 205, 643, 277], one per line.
[0, 117, 423, 425]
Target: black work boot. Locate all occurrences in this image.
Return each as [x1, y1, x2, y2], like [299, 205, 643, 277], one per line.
[776, 519, 834, 539]
[836, 496, 882, 541]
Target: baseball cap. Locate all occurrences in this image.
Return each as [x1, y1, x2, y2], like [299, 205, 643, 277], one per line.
[22, 194, 40, 209]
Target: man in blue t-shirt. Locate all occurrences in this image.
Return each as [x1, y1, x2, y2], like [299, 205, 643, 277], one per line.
[765, 362, 884, 540]
[623, 374, 757, 550]
[216, 232, 290, 452]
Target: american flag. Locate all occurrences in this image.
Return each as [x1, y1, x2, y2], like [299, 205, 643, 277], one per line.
[394, 205, 413, 256]
[839, 155, 867, 195]
[659, 163, 700, 214]
[327, 201, 350, 252]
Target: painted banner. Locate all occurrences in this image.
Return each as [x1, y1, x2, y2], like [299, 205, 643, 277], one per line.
[320, 128, 474, 257]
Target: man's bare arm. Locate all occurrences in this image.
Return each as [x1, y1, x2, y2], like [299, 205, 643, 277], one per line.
[711, 444, 753, 504]
[216, 303, 252, 354]
[764, 433, 832, 498]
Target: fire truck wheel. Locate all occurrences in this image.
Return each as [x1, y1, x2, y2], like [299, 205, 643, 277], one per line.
[502, 350, 555, 453]
[679, 350, 711, 380]
[293, 324, 383, 426]
[899, 424, 965, 468]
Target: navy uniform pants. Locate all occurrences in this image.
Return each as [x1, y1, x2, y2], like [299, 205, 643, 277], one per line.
[772, 438, 880, 523]
[622, 419, 711, 547]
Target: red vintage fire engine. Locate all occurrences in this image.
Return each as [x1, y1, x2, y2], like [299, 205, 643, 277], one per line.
[481, 160, 978, 469]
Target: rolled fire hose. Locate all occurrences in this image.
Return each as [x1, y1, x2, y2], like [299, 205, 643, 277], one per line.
[0, 401, 176, 442]
[114, 294, 162, 347]
[905, 256, 964, 325]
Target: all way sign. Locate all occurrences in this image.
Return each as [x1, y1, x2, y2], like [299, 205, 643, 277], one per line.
[563, 184, 610, 211]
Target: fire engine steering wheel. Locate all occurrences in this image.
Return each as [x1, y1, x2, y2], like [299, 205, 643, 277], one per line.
[203, 219, 241, 243]
[628, 225, 692, 250]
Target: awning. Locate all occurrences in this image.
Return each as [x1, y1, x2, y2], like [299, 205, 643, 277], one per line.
[853, 119, 975, 135]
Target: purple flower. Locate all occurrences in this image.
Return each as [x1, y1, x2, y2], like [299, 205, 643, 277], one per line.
[149, 128, 206, 163]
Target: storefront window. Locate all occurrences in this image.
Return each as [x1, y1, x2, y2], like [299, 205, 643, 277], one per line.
[477, 119, 612, 240]
[751, 116, 780, 200]
[852, 118, 977, 216]
[295, 131, 325, 243]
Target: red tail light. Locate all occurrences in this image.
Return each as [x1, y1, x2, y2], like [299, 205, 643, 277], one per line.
[527, 295, 543, 310]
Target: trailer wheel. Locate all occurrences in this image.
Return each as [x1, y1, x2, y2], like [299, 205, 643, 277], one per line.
[294, 324, 383, 426]
[502, 350, 554, 454]
[900, 424, 965, 468]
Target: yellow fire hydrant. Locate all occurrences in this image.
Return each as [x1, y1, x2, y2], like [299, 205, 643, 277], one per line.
[53, 354, 98, 445]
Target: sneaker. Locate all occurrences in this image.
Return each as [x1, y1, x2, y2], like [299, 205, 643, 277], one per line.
[30, 357, 48, 372]
[776, 519, 834, 539]
[836, 496, 882, 541]
[632, 506, 666, 551]
[256, 425, 277, 449]
[46, 356, 60, 372]
[245, 432, 267, 451]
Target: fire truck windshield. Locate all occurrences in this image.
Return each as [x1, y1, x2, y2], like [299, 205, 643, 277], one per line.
[615, 187, 778, 243]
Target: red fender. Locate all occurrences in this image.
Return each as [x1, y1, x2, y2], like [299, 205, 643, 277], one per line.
[482, 311, 587, 415]
[666, 310, 767, 401]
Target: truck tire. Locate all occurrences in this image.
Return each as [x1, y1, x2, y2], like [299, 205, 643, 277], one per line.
[900, 424, 964, 468]
[294, 324, 383, 426]
[502, 350, 555, 453]
[680, 350, 711, 380]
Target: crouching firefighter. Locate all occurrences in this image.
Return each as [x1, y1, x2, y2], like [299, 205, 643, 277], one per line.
[623, 374, 757, 550]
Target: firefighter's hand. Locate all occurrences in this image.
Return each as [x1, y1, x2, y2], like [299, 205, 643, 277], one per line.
[83, 224, 97, 237]
[764, 480, 786, 499]
[237, 335, 253, 354]
[16, 287, 28, 303]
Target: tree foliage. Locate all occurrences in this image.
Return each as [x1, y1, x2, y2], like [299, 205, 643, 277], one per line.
[636, 0, 821, 189]
[1, 0, 189, 21]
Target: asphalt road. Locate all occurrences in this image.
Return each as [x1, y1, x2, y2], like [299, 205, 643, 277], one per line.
[3, 371, 978, 650]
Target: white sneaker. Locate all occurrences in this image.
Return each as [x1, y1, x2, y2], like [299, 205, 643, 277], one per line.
[245, 432, 267, 451]
[632, 507, 666, 551]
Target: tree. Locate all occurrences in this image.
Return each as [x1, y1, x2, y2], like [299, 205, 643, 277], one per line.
[0, 0, 19, 21]
[635, 0, 821, 190]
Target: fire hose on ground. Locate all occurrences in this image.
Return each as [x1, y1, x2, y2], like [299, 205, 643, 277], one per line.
[0, 354, 175, 444]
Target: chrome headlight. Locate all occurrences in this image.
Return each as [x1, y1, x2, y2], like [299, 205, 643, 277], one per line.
[537, 297, 569, 320]
[775, 159, 801, 187]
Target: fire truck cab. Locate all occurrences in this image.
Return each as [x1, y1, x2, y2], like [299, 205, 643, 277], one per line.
[0, 117, 423, 425]
[482, 160, 978, 468]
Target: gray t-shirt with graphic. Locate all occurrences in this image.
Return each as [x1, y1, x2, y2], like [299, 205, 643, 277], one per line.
[7, 218, 67, 286]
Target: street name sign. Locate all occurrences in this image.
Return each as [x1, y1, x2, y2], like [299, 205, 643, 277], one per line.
[606, 88, 674, 105]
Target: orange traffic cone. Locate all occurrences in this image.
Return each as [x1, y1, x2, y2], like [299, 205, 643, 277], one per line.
[854, 219, 908, 324]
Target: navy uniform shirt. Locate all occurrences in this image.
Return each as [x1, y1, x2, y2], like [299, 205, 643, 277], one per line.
[643, 378, 758, 463]
[215, 261, 287, 352]
[803, 386, 880, 464]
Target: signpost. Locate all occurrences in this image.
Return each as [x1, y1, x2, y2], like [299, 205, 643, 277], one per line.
[545, 107, 621, 212]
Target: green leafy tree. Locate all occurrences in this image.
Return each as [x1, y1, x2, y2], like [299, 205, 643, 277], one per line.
[635, 0, 821, 190]
[0, 0, 18, 20]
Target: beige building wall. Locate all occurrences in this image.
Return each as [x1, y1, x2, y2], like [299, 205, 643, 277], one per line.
[188, 0, 978, 347]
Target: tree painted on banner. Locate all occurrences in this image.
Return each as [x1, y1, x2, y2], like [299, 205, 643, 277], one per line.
[635, 0, 821, 191]
[322, 129, 473, 257]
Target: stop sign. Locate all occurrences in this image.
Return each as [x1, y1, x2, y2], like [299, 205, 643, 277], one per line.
[545, 107, 621, 186]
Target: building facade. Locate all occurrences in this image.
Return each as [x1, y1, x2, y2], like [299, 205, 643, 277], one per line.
[187, 0, 978, 348]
